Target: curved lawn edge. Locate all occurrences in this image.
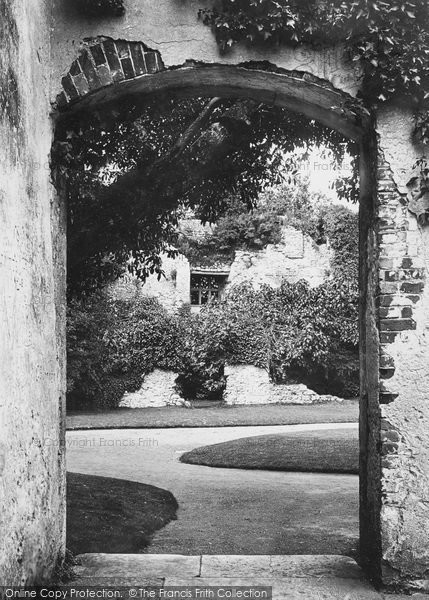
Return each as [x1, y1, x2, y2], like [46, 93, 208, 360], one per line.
[66, 472, 178, 554]
[67, 401, 358, 431]
[180, 429, 359, 474]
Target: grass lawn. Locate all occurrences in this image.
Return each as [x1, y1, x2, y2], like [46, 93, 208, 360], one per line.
[66, 472, 178, 554]
[67, 400, 358, 430]
[180, 428, 359, 474]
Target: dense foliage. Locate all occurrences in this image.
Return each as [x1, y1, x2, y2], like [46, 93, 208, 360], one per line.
[197, 0, 429, 139]
[190, 278, 359, 398]
[176, 177, 359, 271]
[67, 290, 181, 409]
[54, 95, 356, 295]
[176, 196, 283, 266]
[173, 191, 359, 399]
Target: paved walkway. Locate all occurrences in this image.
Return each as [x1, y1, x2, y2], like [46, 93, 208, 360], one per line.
[67, 423, 359, 556]
[69, 553, 385, 599]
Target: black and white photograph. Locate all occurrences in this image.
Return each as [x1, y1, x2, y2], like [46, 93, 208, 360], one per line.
[1, 1, 429, 598]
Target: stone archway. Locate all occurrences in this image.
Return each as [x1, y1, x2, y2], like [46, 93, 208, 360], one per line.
[54, 37, 429, 591]
[54, 37, 386, 579]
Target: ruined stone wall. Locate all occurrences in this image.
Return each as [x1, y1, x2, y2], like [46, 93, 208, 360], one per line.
[141, 254, 191, 312]
[107, 254, 191, 312]
[372, 105, 429, 590]
[109, 225, 330, 311]
[119, 370, 184, 408]
[224, 365, 342, 406]
[0, 0, 66, 585]
[227, 227, 331, 290]
[118, 365, 342, 408]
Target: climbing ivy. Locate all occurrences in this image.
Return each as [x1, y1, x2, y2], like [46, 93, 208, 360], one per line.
[197, 0, 429, 140]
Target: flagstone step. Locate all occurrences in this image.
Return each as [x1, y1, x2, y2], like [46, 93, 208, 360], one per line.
[69, 554, 385, 599]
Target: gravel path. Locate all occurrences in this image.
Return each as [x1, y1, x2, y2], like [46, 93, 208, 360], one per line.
[67, 423, 359, 557]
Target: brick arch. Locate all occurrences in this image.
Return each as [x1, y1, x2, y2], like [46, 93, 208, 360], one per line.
[56, 38, 368, 141]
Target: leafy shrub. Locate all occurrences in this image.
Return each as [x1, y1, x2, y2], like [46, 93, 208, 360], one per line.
[187, 279, 360, 399]
[174, 308, 227, 401]
[67, 292, 180, 410]
[316, 205, 359, 282]
[266, 279, 359, 398]
[176, 197, 283, 267]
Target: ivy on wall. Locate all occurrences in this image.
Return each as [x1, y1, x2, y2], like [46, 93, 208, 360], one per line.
[197, 0, 429, 142]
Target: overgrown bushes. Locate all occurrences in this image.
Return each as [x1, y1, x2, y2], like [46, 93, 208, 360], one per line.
[188, 279, 359, 398]
[67, 188, 360, 408]
[68, 274, 359, 409]
[175, 196, 283, 267]
[67, 292, 181, 410]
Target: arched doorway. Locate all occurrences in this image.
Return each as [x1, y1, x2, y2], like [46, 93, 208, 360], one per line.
[53, 39, 404, 587]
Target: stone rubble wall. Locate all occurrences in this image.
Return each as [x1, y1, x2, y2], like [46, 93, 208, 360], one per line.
[135, 253, 191, 312]
[119, 366, 342, 408]
[119, 370, 185, 408]
[108, 225, 331, 312]
[227, 227, 331, 291]
[372, 105, 429, 589]
[223, 365, 343, 406]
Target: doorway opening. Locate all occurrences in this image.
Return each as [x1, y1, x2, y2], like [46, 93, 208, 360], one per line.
[52, 51, 380, 581]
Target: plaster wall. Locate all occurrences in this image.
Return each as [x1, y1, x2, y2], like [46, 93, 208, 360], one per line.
[0, 0, 66, 585]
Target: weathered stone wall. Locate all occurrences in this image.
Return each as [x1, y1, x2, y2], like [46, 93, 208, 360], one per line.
[109, 225, 330, 311]
[0, 0, 66, 585]
[227, 227, 331, 290]
[141, 254, 191, 312]
[120, 370, 184, 408]
[373, 106, 429, 590]
[107, 254, 191, 312]
[118, 365, 342, 408]
[224, 365, 343, 406]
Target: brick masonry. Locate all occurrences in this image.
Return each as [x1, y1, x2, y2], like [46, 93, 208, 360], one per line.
[376, 152, 425, 406]
[57, 39, 164, 108]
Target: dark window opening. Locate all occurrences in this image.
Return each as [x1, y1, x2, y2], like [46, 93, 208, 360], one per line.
[190, 273, 228, 306]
